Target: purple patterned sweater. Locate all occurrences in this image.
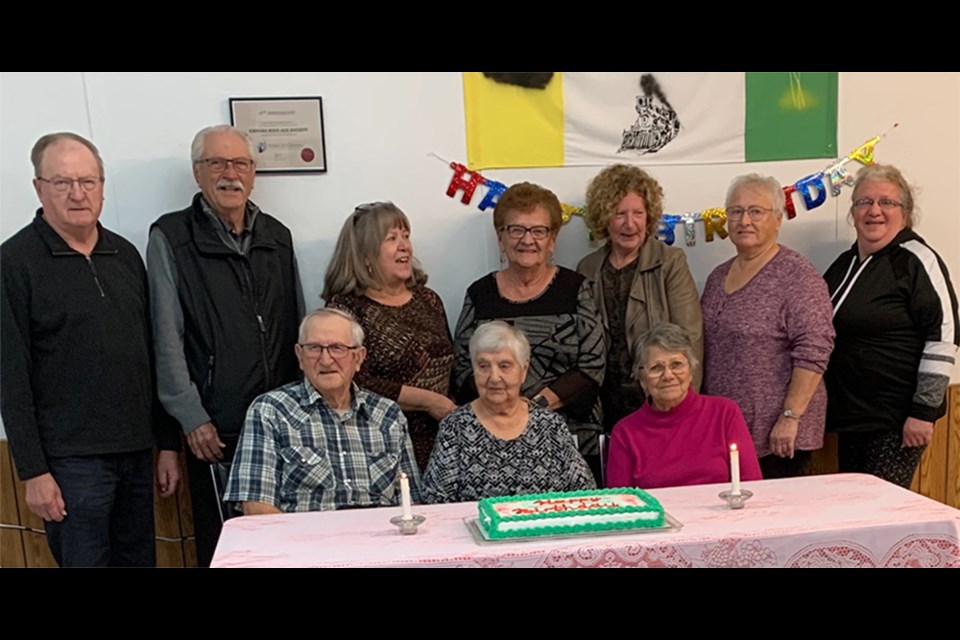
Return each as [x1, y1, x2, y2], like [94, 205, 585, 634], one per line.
[701, 246, 835, 457]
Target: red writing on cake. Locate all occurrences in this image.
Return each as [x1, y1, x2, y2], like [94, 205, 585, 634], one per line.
[533, 497, 603, 506]
[511, 500, 621, 515]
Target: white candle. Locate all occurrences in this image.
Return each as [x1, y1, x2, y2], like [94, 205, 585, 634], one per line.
[400, 472, 413, 521]
[730, 444, 741, 496]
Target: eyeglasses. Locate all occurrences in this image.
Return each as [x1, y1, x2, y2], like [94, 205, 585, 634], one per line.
[501, 224, 552, 240]
[37, 176, 103, 193]
[195, 157, 254, 173]
[298, 342, 359, 359]
[642, 360, 689, 378]
[726, 206, 774, 221]
[852, 198, 903, 212]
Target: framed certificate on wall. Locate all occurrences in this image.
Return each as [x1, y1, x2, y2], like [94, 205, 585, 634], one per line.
[229, 96, 327, 174]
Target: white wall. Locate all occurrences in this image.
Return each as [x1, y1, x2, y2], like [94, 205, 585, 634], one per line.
[2, 72, 958, 439]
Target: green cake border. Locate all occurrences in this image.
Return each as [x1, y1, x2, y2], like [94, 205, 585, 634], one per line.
[477, 488, 665, 540]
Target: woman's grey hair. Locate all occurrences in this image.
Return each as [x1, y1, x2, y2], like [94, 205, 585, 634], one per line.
[725, 173, 785, 217]
[851, 163, 918, 229]
[632, 322, 699, 382]
[190, 125, 256, 163]
[299, 308, 365, 346]
[469, 321, 530, 366]
[31, 132, 105, 178]
[321, 201, 428, 300]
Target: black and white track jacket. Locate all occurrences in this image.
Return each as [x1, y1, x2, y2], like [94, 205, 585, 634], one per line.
[824, 228, 958, 433]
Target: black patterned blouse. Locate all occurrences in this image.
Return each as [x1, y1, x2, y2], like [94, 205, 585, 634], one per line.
[420, 403, 596, 503]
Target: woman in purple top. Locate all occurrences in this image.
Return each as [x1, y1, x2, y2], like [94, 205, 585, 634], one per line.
[701, 174, 835, 478]
[606, 323, 761, 489]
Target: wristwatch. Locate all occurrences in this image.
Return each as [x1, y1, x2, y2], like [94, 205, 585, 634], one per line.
[782, 409, 802, 420]
[533, 395, 550, 409]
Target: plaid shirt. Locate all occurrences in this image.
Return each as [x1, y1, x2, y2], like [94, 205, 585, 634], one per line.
[224, 380, 421, 512]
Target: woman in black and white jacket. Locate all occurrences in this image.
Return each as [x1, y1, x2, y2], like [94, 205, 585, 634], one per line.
[824, 164, 958, 487]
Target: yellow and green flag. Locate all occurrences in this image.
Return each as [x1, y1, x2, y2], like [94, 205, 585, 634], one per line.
[464, 72, 837, 170]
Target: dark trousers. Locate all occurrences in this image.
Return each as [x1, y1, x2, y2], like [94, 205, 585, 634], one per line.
[44, 450, 155, 567]
[838, 430, 925, 489]
[759, 450, 813, 479]
[185, 438, 238, 568]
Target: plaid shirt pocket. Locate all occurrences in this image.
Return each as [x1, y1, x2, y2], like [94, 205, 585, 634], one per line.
[279, 446, 334, 510]
[365, 451, 401, 503]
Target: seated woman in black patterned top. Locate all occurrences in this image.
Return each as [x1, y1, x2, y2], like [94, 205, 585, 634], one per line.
[452, 182, 606, 483]
[323, 202, 455, 471]
[422, 321, 595, 503]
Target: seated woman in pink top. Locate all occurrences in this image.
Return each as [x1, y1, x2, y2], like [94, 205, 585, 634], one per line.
[606, 323, 761, 489]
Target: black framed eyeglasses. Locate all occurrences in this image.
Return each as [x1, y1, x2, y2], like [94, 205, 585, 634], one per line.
[195, 157, 255, 173]
[501, 224, 552, 240]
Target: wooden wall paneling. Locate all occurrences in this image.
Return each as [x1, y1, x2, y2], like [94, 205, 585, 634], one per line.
[177, 451, 195, 538]
[177, 451, 197, 568]
[810, 432, 839, 475]
[22, 530, 57, 568]
[183, 538, 198, 569]
[1, 441, 27, 567]
[11, 449, 54, 566]
[917, 408, 949, 502]
[1, 442, 21, 525]
[156, 539, 185, 568]
[910, 466, 921, 493]
[1, 529, 27, 568]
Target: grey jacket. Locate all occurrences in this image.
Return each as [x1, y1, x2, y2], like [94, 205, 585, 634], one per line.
[576, 239, 704, 390]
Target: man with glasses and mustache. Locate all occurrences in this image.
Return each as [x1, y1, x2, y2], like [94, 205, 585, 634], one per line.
[1, 132, 181, 566]
[224, 308, 420, 515]
[147, 125, 304, 566]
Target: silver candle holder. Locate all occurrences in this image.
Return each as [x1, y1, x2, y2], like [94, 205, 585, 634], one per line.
[719, 489, 753, 510]
[390, 514, 426, 535]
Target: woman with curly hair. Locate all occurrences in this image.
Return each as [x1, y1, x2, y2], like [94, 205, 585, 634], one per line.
[577, 164, 702, 433]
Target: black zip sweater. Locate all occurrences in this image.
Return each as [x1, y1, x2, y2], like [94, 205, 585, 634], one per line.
[824, 228, 958, 433]
[1, 211, 180, 481]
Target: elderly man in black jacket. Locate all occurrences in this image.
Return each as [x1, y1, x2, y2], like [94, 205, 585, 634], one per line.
[1, 132, 181, 567]
[147, 125, 304, 567]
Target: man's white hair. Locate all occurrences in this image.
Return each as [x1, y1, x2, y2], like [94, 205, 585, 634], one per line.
[190, 125, 256, 163]
[299, 308, 365, 346]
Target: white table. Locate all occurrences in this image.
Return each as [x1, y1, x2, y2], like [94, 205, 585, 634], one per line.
[211, 473, 960, 568]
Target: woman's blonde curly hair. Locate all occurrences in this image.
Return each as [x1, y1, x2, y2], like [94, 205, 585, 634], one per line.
[584, 164, 664, 241]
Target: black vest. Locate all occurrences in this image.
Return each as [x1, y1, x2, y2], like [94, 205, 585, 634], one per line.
[152, 194, 301, 437]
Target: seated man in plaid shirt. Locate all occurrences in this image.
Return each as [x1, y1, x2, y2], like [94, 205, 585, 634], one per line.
[224, 308, 421, 514]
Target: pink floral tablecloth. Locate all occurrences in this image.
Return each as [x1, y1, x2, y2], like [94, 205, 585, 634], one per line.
[211, 473, 960, 568]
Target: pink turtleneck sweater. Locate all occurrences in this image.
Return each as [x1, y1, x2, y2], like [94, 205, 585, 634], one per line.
[606, 389, 762, 489]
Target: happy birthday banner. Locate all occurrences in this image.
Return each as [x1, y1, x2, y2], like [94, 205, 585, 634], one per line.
[437, 123, 897, 246]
